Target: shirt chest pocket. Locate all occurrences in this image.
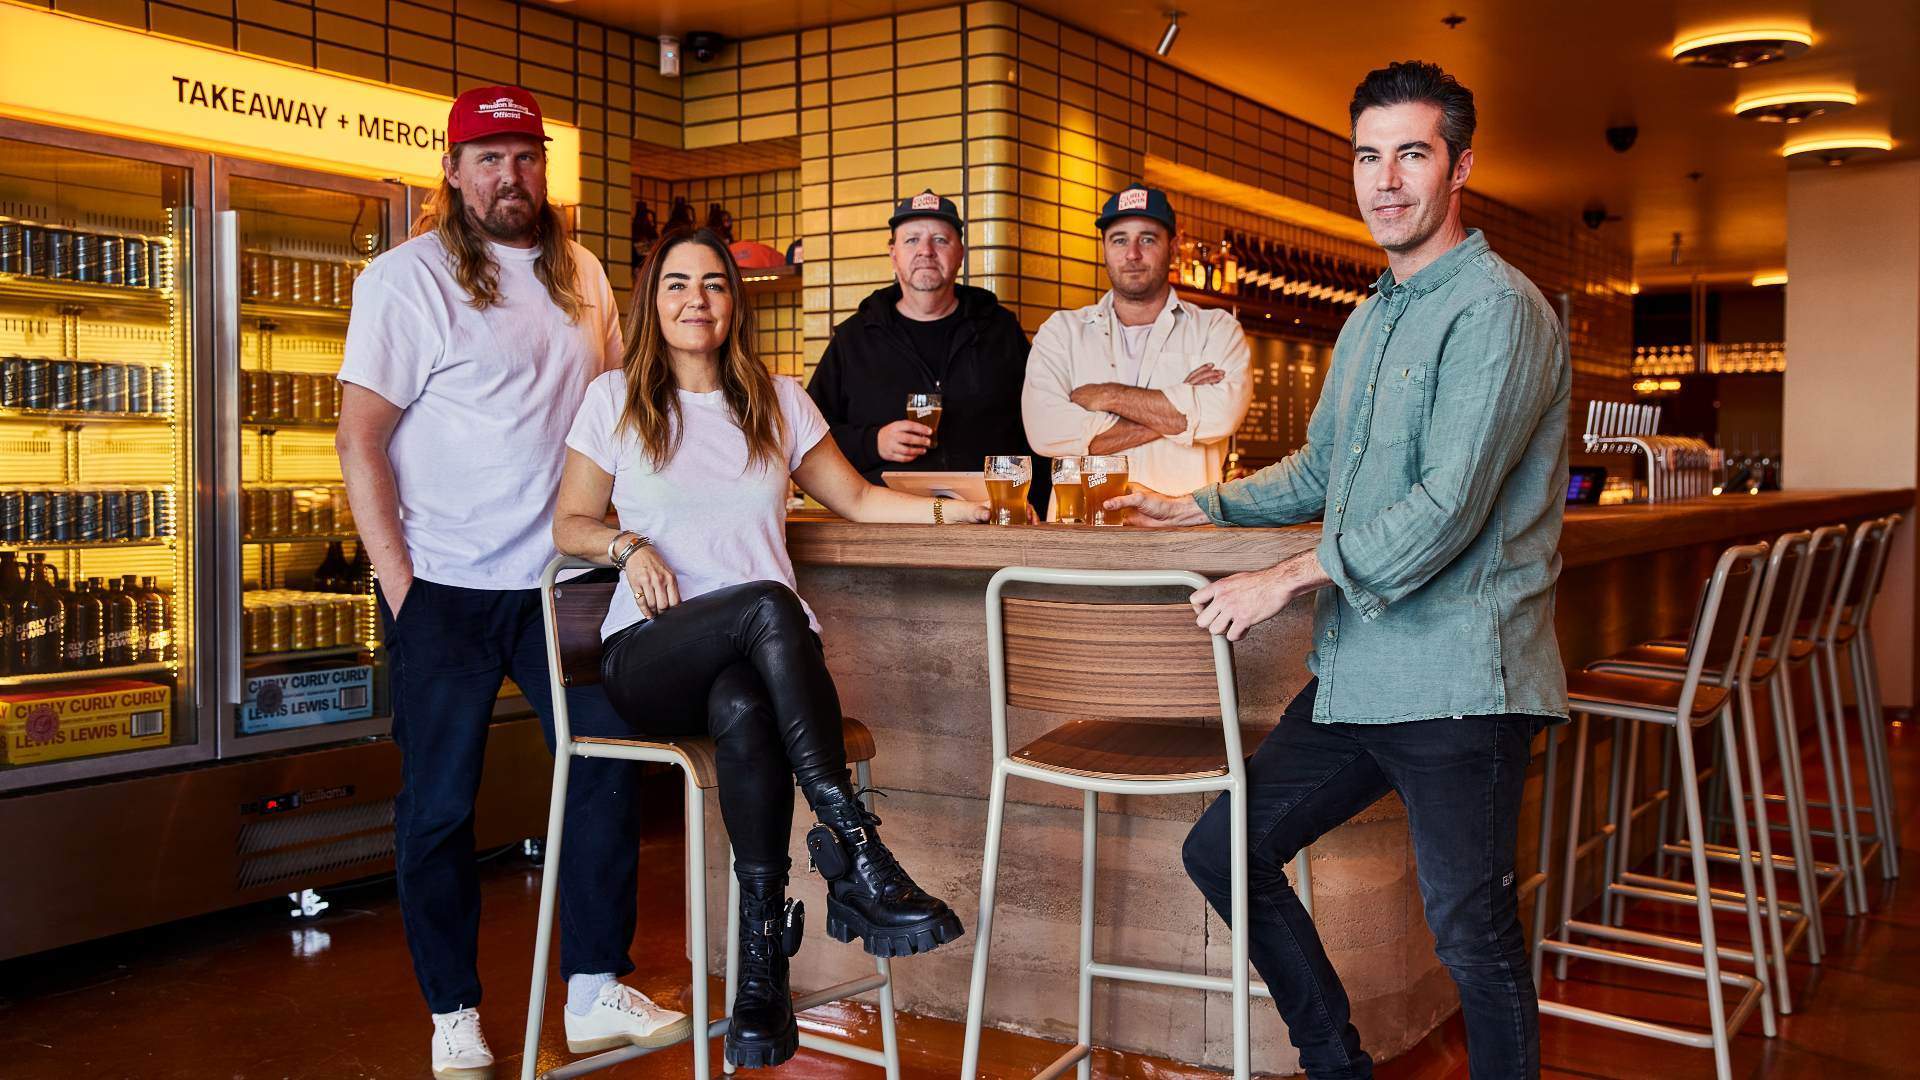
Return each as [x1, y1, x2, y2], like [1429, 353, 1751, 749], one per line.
[1375, 359, 1431, 447]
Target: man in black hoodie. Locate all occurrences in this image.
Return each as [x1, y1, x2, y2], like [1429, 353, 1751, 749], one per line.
[807, 189, 1046, 513]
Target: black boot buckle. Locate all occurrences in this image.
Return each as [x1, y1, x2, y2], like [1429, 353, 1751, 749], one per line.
[807, 822, 851, 879]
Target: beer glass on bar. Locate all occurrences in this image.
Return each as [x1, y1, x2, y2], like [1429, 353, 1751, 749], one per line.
[1084, 454, 1131, 526]
[906, 392, 943, 449]
[983, 455, 1032, 526]
[1052, 455, 1086, 523]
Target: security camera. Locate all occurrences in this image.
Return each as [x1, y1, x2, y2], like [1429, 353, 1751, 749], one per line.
[683, 31, 727, 63]
[1582, 204, 1608, 230]
[1605, 124, 1638, 154]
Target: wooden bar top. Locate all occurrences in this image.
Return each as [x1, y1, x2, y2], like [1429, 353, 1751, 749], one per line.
[786, 488, 1913, 574]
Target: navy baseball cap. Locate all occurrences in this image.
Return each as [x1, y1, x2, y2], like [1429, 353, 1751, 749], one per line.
[888, 189, 965, 232]
[1095, 183, 1177, 234]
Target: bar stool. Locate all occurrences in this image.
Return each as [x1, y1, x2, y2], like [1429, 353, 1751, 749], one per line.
[521, 556, 901, 1080]
[960, 567, 1279, 1080]
[1536, 542, 1775, 1080]
[1806, 515, 1902, 895]
[1585, 530, 1822, 1010]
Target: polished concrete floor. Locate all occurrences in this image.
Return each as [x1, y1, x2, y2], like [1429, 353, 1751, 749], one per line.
[0, 721, 1913, 1079]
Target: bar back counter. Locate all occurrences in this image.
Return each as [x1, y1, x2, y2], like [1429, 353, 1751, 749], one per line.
[698, 489, 1909, 1073]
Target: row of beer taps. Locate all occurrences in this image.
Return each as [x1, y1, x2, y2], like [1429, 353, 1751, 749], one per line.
[1582, 400, 1721, 503]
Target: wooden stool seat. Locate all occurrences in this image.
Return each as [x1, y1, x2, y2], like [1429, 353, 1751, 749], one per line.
[1012, 718, 1268, 782]
[1567, 670, 1729, 722]
[574, 716, 876, 790]
[1586, 644, 1777, 684]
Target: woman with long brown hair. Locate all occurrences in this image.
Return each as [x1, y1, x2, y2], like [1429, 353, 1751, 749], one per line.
[552, 227, 983, 1068]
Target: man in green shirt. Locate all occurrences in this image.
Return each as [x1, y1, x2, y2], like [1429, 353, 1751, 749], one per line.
[1118, 62, 1570, 1078]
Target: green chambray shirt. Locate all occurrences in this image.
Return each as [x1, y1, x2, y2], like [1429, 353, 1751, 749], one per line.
[1193, 229, 1571, 724]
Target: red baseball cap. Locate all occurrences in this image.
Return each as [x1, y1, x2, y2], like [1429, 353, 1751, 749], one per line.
[447, 85, 550, 145]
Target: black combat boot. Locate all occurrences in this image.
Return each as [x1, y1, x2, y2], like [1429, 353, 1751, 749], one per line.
[726, 872, 802, 1068]
[803, 779, 965, 957]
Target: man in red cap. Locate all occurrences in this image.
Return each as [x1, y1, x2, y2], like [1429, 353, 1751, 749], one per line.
[337, 85, 686, 1079]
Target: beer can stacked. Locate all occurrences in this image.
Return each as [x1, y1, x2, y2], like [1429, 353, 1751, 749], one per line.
[239, 250, 360, 309]
[241, 589, 369, 655]
[240, 485, 352, 541]
[0, 220, 167, 289]
[0, 356, 176, 415]
[0, 487, 174, 544]
[240, 370, 342, 423]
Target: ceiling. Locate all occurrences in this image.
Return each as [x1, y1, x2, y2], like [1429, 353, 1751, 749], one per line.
[544, 0, 1920, 284]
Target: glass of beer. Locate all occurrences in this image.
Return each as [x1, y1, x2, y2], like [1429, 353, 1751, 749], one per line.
[906, 392, 943, 449]
[983, 455, 1032, 526]
[1052, 455, 1086, 523]
[1084, 454, 1131, 526]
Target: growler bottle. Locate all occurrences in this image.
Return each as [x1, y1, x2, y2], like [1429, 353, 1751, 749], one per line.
[65, 576, 105, 670]
[314, 541, 351, 593]
[101, 576, 140, 666]
[132, 575, 173, 662]
[18, 554, 66, 674]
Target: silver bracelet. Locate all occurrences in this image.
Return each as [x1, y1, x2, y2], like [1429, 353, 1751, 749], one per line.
[607, 532, 629, 565]
[612, 533, 649, 569]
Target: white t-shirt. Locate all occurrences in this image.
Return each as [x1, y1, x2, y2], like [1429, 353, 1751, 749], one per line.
[1116, 321, 1154, 386]
[564, 370, 829, 640]
[339, 233, 622, 590]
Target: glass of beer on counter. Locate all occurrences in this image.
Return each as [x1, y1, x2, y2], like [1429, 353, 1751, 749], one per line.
[1084, 454, 1130, 526]
[906, 392, 943, 449]
[1052, 455, 1086, 523]
[983, 455, 1032, 526]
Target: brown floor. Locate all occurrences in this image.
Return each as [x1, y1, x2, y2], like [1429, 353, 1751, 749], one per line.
[0, 722, 1913, 1080]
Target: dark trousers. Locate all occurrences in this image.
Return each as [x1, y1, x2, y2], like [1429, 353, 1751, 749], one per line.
[598, 580, 850, 877]
[1182, 679, 1545, 1079]
[381, 577, 642, 1014]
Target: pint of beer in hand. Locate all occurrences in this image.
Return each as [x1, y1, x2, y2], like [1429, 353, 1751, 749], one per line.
[1084, 454, 1130, 526]
[1052, 455, 1086, 523]
[906, 392, 943, 449]
[984, 455, 1032, 526]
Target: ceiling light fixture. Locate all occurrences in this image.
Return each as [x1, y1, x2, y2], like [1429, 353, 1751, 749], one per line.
[1734, 89, 1858, 123]
[1751, 271, 1789, 287]
[1670, 27, 1812, 68]
[1157, 10, 1182, 56]
[1782, 135, 1894, 165]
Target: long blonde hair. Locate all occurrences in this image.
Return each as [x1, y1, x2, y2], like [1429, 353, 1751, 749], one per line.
[620, 227, 784, 471]
[413, 144, 586, 321]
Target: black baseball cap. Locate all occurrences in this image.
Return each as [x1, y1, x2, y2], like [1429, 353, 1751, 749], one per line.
[1095, 183, 1177, 234]
[888, 189, 965, 232]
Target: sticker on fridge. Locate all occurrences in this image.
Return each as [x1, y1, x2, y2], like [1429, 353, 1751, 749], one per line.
[240, 665, 374, 734]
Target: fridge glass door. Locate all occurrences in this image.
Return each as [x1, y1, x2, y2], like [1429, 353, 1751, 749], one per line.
[0, 128, 199, 785]
[223, 167, 395, 753]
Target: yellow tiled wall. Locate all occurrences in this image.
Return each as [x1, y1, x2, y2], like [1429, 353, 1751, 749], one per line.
[675, 1, 1630, 393]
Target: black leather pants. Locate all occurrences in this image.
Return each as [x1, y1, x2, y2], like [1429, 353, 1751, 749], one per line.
[600, 580, 850, 877]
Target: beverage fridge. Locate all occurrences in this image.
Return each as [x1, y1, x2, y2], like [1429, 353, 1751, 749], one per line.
[0, 117, 552, 960]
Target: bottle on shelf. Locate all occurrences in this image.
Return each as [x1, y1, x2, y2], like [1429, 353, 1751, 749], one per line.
[1218, 232, 1239, 296]
[127, 575, 172, 663]
[314, 541, 351, 593]
[0, 550, 19, 676]
[64, 575, 105, 670]
[1263, 240, 1288, 303]
[16, 554, 65, 675]
[101, 577, 140, 667]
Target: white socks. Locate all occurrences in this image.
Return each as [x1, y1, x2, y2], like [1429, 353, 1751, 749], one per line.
[567, 972, 617, 1016]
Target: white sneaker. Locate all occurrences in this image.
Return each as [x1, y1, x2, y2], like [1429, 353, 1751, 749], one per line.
[431, 1008, 495, 1079]
[563, 981, 693, 1053]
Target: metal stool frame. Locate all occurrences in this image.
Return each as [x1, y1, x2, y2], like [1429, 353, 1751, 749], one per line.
[1536, 543, 1775, 1080]
[960, 567, 1310, 1080]
[521, 556, 899, 1080]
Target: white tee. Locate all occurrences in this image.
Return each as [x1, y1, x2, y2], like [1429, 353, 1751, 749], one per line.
[564, 370, 829, 640]
[1116, 321, 1153, 386]
[339, 233, 622, 590]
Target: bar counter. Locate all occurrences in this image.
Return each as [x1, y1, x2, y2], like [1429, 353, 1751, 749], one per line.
[702, 488, 1912, 1073]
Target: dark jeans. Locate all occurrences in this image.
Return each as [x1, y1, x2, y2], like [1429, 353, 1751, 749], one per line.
[381, 577, 642, 1015]
[598, 580, 850, 877]
[1182, 679, 1544, 1080]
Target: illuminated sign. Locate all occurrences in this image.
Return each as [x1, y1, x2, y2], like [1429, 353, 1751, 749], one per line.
[0, 4, 582, 202]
